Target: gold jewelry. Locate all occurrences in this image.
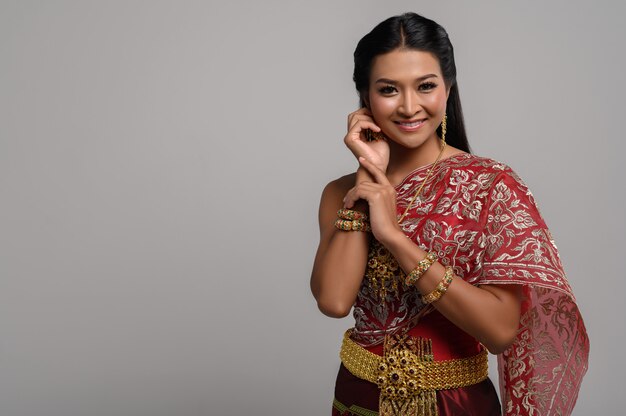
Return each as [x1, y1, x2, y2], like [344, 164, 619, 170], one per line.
[339, 329, 488, 416]
[335, 218, 371, 232]
[440, 113, 447, 143]
[337, 208, 368, 221]
[366, 129, 386, 142]
[340, 330, 488, 390]
[351, 220, 371, 232]
[422, 266, 455, 304]
[405, 252, 438, 286]
[365, 239, 403, 300]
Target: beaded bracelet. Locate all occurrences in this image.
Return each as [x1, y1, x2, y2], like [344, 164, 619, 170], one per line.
[337, 208, 369, 221]
[334, 218, 372, 232]
[405, 252, 438, 286]
[422, 266, 455, 304]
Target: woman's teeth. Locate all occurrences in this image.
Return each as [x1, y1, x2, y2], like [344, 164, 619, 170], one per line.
[397, 120, 424, 127]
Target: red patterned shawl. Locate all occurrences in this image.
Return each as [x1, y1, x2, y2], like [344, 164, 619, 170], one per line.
[350, 153, 589, 415]
[471, 161, 589, 415]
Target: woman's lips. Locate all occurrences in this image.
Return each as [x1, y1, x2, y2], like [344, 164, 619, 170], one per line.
[394, 119, 426, 132]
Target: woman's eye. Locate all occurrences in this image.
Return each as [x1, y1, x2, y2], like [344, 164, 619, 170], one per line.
[378, 85, 397, 95]
[419, 82, 437, 91]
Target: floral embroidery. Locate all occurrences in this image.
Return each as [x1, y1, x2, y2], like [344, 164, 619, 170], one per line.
[350, 153, 588, 415]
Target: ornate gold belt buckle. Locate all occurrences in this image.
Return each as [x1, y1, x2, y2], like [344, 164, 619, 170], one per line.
[376, 334, 439, 416]
[376, 335, 431, 400]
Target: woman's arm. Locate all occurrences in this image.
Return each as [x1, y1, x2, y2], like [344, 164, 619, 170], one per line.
[310, 169, 372, 318]
[311, 108, 389, 318]
[383, 231, 522, 354]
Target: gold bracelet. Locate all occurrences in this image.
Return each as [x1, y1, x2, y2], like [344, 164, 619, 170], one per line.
[334, 218, 371, 232]
[405, 252, 438, 286]
[350, 219, 371, 232]
[337, 208, 368, 221]
[422, 266, 455, 304]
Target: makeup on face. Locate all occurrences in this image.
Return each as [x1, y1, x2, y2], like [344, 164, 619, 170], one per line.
[367, 49, 448, 149]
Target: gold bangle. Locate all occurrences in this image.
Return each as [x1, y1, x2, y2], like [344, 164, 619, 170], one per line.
[422, 266, 455, 304]
[334, 218, 352, 231]
[334, 218, 371, 232]
[405, 252, 438, 286]
[350, 219, 370, 232]
[337, 208, 368, 221]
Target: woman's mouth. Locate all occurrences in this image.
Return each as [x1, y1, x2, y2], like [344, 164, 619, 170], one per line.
[394, 119, 426, 132]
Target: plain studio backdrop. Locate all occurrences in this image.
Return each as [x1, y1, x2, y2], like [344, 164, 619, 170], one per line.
[1, 1, 624, 415]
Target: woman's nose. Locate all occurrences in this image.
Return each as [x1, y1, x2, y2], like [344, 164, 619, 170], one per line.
[398, 92, 420, 116]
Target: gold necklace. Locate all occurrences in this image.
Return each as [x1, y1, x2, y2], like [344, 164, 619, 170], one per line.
[396, 139, 447, 224]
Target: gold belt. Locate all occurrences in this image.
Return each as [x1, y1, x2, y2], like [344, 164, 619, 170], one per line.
[339, 329, 489, 416]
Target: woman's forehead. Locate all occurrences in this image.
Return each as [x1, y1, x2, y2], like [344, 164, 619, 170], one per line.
[370, 49, 442, 81]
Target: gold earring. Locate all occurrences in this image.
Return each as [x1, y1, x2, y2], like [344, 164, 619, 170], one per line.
[440, 114, 447, 143]
[366, 129, 385, 142]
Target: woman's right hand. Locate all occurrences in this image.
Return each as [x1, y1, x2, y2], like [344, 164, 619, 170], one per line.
[344, 108, 390, 173]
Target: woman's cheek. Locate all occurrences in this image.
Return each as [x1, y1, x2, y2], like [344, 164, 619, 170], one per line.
[370, 97, 396, 118]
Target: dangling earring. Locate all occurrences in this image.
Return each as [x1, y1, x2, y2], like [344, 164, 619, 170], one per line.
[440, 113, 447, 143]
[366, 129, 386, 142]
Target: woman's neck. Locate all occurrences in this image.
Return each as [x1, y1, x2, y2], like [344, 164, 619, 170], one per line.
[385, 136, 445, 186]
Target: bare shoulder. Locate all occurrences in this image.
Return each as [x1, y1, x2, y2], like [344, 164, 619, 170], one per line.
[319, 173, 356, 224]
[317, 172, 356, 230]
[320, 172, 356, 203]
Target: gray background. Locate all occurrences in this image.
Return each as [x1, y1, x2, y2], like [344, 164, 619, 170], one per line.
[1, 1, 623, 415]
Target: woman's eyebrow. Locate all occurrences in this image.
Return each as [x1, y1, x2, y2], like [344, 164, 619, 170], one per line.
[374, 74, 439, 84]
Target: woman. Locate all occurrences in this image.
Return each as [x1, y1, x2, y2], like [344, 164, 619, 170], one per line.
[310, 12, 589, 416]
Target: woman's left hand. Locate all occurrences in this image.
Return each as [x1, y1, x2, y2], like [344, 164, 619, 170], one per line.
[343, 156, 404, 244]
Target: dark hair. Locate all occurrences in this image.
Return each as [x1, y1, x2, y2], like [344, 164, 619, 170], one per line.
[353, 12, 470, 153]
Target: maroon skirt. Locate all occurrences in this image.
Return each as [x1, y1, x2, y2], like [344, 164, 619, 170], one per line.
[332, 363, 501, 415]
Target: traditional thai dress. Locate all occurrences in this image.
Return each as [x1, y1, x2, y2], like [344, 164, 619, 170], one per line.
[332, 153, 589, 416]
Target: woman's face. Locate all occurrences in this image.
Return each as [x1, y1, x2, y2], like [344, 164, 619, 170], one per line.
[367, 49, 449, 149]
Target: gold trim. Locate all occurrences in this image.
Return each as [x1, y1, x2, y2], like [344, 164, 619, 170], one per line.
[332, 398, 378, 416]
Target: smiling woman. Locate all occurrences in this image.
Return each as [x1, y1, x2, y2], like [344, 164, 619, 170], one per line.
[310, 12, 589, 416]
[365, 50, 453, 185]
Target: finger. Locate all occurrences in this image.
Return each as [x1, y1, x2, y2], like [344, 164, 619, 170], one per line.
[347, 109, 371, 129]
[343, 184, 373, 208]
[348, 115, 380, 132]
[342, 182, 389, 208]
[344, 123, 383, 152]
[352, 107, 373, 117]
[346, 122, 382, 142]
[342, 188, 357, 209]
[358, 157, 392, 186]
